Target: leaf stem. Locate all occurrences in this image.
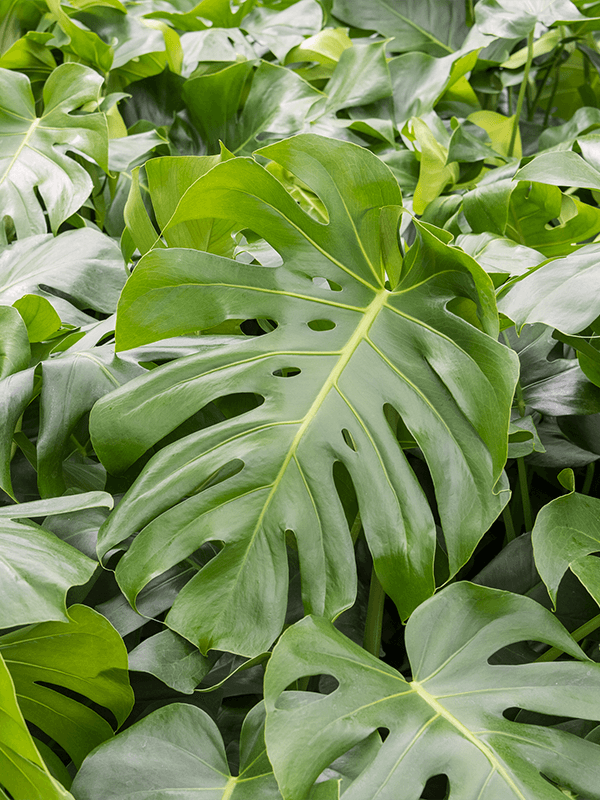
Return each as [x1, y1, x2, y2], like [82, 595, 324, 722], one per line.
[535, 613, 600, 662]
[543, 50, 562, 127]
[529, 44, 564, 121]
[517, 457, 533, 531]
[582, 462, 595, 495]
[508, 29, 534, 157]
[364, 566, 385, 658]
[502, 504, 516, 542]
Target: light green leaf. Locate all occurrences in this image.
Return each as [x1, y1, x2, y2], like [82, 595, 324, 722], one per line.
[455, 232, 545, 278]
[462, 179, 514, 236]
[411, 117, 459, 214]
[71, 702, 281, 799]
[108, 129, 168, 173]
[146, 0, 256, 33]
[0, 305, 30, 379]
[181, 28, 256, 77]
[506, 182, 600, 257]
[532, 490, 600, 607]
[332, 0, 470, 55]
[516, 150, 600, 190]
[0, 518, 97, 627]
[185, 61, 322, 156]
[264, 582, 600, 800]
[0, 367, 34, 500]
[318, 40, 391, 113]
[468, 109, 521, 159]
[128, 628, 211, 693]
[504, 324, 600, 417]
[0, 490, 113, 518]
[90, 134, 517, 655]
[35, 346, 145, 497]
[0, 653, 73, 800]
[538, 106, 600, 149]
[0, 64, 108, 240]
[475, 0, 586, 39]
[145, 150, 236, 253]
[498, 243, 600, 334]
[0, 229, 128, 314]
[0, 605, 133, 767]
[45, 0, 114, 72]
[391, 49, 479, 127]
[242, 0, 322, 60]
[13, 294, 61, 342]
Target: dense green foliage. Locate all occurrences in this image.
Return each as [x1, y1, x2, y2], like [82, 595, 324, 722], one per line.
[3, 0, 600, 797]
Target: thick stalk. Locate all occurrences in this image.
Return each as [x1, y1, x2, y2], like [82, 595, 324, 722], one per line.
[536, 613, 600, 662]
[508, 30, 534, 157]
[364, 566, 386, 658]
[502, 504, 516, 542]
[582, 462, 595, 495]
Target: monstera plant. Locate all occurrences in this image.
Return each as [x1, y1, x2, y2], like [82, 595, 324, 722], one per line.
[2, 1, 600, 799]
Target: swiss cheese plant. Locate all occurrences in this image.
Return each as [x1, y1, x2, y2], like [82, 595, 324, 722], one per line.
[2, 1, 600, 799]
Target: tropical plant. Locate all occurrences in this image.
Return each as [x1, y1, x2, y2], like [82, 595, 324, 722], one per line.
[2, 1, 600, 798]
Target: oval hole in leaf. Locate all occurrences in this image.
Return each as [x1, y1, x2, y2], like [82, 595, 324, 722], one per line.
[272, 366, 301, 378]
[332, 460, 358, 527]
[240, 318, 278, 335]
[420, 774, 449, 799]
[377, 726, 390, 742]
[307, 319, 336, 331]
[312, 277, 342, 291]
[341, 428, 357, 452]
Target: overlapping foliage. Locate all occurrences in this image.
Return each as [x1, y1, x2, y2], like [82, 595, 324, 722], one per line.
[2, 1, 600, 798]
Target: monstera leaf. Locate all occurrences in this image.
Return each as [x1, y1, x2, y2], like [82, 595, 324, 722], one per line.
[532, 489, 600, 607]
[90, 134, 517, 656]
[0, 653, 73, 800]
[264, 582, 600, 800]
[0, 62, 107, 240]
[0, 605, 134, 767]
[71, 702, 281, 799]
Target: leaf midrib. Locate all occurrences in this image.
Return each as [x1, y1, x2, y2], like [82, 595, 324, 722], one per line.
[411, 679, 527, 799]
[0, 117, 40, 189]
[209, 289, 389, 616]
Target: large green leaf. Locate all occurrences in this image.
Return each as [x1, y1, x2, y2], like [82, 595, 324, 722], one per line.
[0, 63, 108, 240]
[332, 0, 470, 55]
[498, 243, 600, 334]
[90, 135, 517, 656]
[71, 702, 281, 799]
[506, 181, 600, 257]
[264, 582, 600, 800]
[0, 229, 126, 314]
[0, 653, 73, 800]
[184, 61, 322, 155]
[0, 304, 30, 379]
[0, 605, 134, 767]
[532, 489, 600, 607]
[504, 324, 600, 416]
[474, 0, 586, 38]
[35, 346, 145, 497]
[0, 515, 97, 627]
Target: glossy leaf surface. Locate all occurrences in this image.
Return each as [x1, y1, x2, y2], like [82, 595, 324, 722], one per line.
[264, 582, 600, 800]
[0, 63, 107, 239]
[0, 605, 133, 767]
[91, 135, 517, 655]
